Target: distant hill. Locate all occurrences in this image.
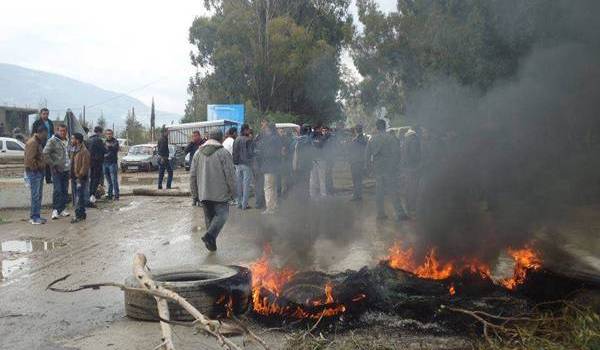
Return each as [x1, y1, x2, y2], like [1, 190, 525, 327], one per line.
[0, 63, 181, 129]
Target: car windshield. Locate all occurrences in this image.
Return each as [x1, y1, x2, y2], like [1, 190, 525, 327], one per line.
[129, 146, 153, 155]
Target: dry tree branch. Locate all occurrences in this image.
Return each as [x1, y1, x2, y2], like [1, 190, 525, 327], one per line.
[132, 254, 175, 350]
[47, 253, 270, 350]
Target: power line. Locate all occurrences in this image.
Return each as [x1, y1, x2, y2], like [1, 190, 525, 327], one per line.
[47, 78, 165, 113]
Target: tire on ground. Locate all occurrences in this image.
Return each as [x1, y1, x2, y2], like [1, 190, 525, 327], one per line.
[124, 265, 251, 322]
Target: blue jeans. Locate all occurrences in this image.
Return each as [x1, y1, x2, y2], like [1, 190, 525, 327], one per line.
[236, 164, 253, 209]
[103, 163, 119, 198]
[26, 170, 44, 220]
[201, 201, 229, 239]
[72, 178, 88, 219]
[158, 157, 173, 189]
[51, 170, 69, 213]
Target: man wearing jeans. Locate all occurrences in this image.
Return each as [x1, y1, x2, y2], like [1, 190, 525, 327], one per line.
[190, 130, 236, 252]
[24, 126, 48, 224]
[43, 124, 71, 220]
[70, 133, 91, 223]
[232, 124, 253, 209]
[103, 129, 120, 200]
[157, 129, 173, 190]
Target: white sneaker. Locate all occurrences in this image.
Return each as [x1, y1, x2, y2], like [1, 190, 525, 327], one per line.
[90, 195, 97, 203]
[59, 210, 70, 217]
[51, 210, 59, 220]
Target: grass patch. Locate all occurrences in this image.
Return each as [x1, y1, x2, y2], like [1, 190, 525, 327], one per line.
[472, 302, 600, 350]
[0, 217, 9, 224]
[284, 331, 396, 350]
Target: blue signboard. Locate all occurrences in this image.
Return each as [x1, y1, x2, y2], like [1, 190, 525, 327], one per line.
[207, 104, 245, 125]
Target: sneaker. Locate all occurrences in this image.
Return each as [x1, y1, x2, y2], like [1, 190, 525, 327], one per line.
[30, 218, 42, 225]
[90, 195, 96, 204]
[51, 210, 59, 220]
[59, 210, 70, 217]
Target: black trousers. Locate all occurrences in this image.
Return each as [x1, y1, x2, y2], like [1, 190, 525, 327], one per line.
[89, 161, 104, 197]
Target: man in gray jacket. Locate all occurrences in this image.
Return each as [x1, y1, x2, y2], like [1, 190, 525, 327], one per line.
[43, 124, 71, 220]
[190, 130, 236, 252]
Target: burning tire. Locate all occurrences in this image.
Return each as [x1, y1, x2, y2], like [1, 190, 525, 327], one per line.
[124, 265, 251, 321]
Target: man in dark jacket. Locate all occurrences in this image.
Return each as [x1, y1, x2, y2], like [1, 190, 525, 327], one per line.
[291, 124, 314, 201]
[367, 119, 409, 221]
[232, 124, 253, 209]
[31, 108, 54, 184]
[348, 124, 368, 201]
[190, 130, 236, 251]
[157, 129, 173, 189]
[185, 130, 203, 159]
[88, 126, 106, 203]
[257, 123, 284, 214]
[103, 129, 120, 200]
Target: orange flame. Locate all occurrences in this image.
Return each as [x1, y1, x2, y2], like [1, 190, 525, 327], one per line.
[386, 241, 484, 280]
[249, 245, 346, 318]
[449, 284, 456, 296]
[501, 246, 542, 289]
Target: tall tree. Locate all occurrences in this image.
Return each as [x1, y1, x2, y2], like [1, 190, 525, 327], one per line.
[97, 110, 107, 129]
[122, 108, 148, 145]
[150, 98, 156, 142]
[186, 0, 353, 125]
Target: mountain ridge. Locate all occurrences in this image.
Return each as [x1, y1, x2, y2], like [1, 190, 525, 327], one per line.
[0, 63, 181, 129]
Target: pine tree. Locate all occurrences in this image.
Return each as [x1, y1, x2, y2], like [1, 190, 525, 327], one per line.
[150, 98, 156, 142]
[97, 110, 107, 129]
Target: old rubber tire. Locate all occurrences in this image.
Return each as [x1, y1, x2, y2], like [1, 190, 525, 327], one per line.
[124, 265, 251, 322]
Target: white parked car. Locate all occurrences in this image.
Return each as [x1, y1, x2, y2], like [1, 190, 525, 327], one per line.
[0, 137, 26, 163]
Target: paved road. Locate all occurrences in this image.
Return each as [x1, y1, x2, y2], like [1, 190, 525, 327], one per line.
[0, 193, 405, 349]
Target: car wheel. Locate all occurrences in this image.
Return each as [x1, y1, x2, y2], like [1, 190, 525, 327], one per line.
[123, 265, 251, 321]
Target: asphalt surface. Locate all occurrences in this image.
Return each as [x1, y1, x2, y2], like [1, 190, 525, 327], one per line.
[0, 192, 410, 349]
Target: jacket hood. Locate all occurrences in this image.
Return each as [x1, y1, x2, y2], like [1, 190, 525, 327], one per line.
[200, 139, 223, 156]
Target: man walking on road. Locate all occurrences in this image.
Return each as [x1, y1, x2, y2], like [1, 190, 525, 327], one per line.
[24, 126, 48, 224]
[157, 129, 173, 190]
[190, 130, 236, 252]
[88, 126, 106, 203]
[232, 124, 253, 210]
[70, 133, 90, 223]
[43, 124, 71, 220]
[367, 119, 409, 221]
[103, 129, 120, 200]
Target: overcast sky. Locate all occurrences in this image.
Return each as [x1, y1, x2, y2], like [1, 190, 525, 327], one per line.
[0, 0, 396, 115]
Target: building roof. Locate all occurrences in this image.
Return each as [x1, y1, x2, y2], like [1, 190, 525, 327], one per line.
[0, 106, 38, 114]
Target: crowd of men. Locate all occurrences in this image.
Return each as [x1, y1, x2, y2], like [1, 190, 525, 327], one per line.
[23, 109, 422, 247]
[23, 108, 120, 224]
[187, 118, 422, 252]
